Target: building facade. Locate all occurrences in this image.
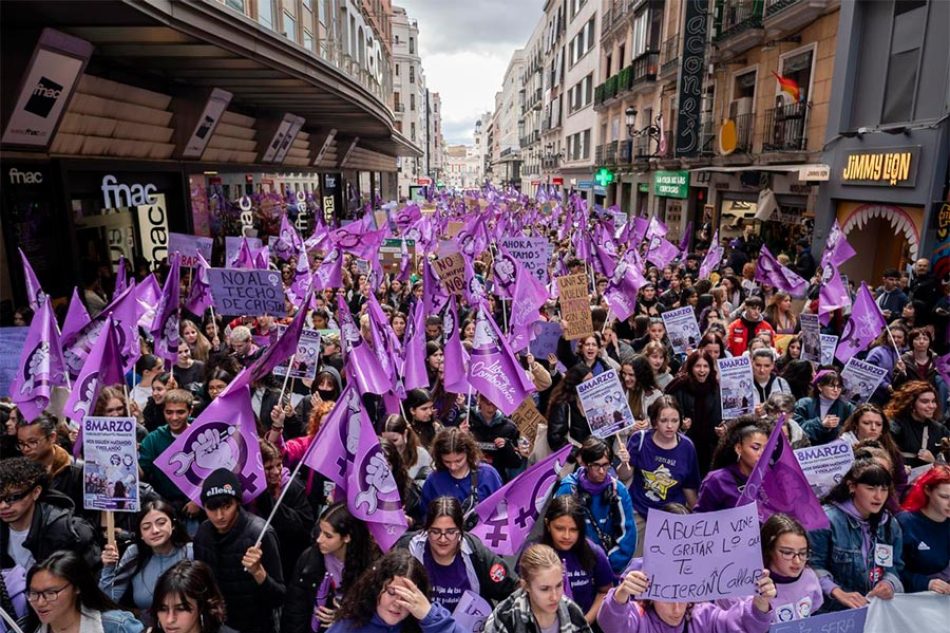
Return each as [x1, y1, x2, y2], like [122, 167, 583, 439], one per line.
[492, 50, 527, 188]
[519, 20, 547, 194]
[391, 5, 429, 197]
[443, 144, 482, 189]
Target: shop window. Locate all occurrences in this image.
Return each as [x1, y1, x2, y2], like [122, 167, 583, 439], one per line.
[882, 0, 927, 123]
[258, 0, 274, 29]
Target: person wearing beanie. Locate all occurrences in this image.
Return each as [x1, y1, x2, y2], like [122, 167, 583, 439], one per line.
[193, 469, 285, 633]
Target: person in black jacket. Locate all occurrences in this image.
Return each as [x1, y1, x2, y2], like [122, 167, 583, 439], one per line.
[282, 503, 380, 633]
[546, 364, 593, 451]
[193, 469, 285, 633]
[468, 395, 524, 482]
[0, 457, 100, 572]
[14, 414, 84, 514]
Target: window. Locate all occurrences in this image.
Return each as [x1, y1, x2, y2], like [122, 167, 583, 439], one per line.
[411, 122, 416, 141]
[258, 0, 274, 29]
[225, 0, 245, 11]
[317, 0, 327, 26]
[302, 0, 311, 8]
[585, 17, 595, 49]
[633, 10, 648, 57]
[409, 37, 415, 54]
[410, 94, 416, 111]
[283, 11, 296, 39]
[778, 47, 814, 103]
[882, 0, 928, 123]
[409, 65, 415, 83]
[395, 34, 400, 44]
[395, 64, 399, 76]
[303, 30, 313, 51]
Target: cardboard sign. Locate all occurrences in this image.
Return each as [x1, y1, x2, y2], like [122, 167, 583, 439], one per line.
[840, 357, 888, 404]
[208, 268, 286, 316]
[499, 236, 552, 285]
[380, 238, 416, 274]
[446, 221, 465, 238]
[168, 232, 213, 268]
[576, 369, 636, 439]
[794, 439, 855, 498]
[557, 274, 593, 340]
[433, 252, 466, 296]
[273, 327, 321, 380]
[82, 416, 140, 512]
[718, 356, 755, 419]
[662, 307, 703, 355]
[511, 398, 545, 443]
[640, 503, 764, 602]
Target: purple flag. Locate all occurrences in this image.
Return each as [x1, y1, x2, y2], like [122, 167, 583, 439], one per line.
[337, 296, 391, 395]
[402, 302, 429, 391]
[492, 244, 520, 299]
[114, 256, 128, 300]
[366, 294, 400, 394]
[62, 288, 91, 343]
[461, 252, 486, 306]
[469, 445, 572, 555]
[63, 316, 126, 423]
[303, 385, 408, 550]
[442, 296, 470, 394]
[154, 386, 266, 505]
[254, 246, 270, 270]
[393, 204, 421, 232]
[312, 247, 343, 290]
[62, 284, 139, 380]
[572, 228, 591, 264]
[935, 353, 950, 388]
[592, 242, 617, 278]
[152, 254, 181, 364]
[331, 221, 386, 259]
[287, 242, 313, 308]
[397, 238, 412, 284]
[604, 257, 647, 322]
[184, 254, 212, 316]
[755, 245, 808, 297]
[509, 262, 551, 354]
[819, 262, 851, 325]
[678, 221, 693, 252]
[136, 274, 161, 329]
[835, 283, 886, 364]
[645, 236, 680, 269]
[646, 216, 668, 241]
[18, 249, 47, 312]
[468, 302, 535, 416]
[457, 214, 489, 257]
[273, 214, 303, 261]
[699, 230, 724, 279]
[820, 220, 856, 269]
[423, 258, 449, 316]
[11, 300, 66, 421]
[234, 238, 257, 269]
[736, 415, 829, 530]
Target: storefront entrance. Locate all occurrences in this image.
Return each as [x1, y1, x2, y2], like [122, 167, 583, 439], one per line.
[837, 201, 923, 283]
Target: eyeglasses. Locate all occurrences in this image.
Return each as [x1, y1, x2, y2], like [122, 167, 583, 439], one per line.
[15, 438, 45, 450]
[0, 489, 34, 505]
[427, 528, 461, 541]
[775, 548, 809, 561]
[587, 461, 611, 472]
[26, 585, 70, 603]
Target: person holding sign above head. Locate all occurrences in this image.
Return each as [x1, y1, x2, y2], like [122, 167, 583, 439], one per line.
[694, 419, 769, 513]
[483, 544, 592, 633]
[625, 397, 701, 556]
[536, 496, 614, 624]
[596, 564, 777, 633]
[807, 459, 903, 611]
[897, 465, 950, 594]
[793, 370, 854, 447]
[555, 437, 637, 575]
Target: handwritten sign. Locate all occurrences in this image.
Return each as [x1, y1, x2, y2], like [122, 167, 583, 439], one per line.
[499, 236, 552, 284]
[511, 398, 546, 444]
[168, 232, 213, 268]
[452, 590, 492, 633]
[641, 503, 763, 602]
[557, 274, 593, 340]
[794, 439, 855, 498]
[273, 327, 321, 380]
[770, 606, 867, 632]
[718, 356, 754, 419]
[433, 252, 466, 296]
[208, 268, 286, 316]
[82, 416, 140, 512]
[576, 369, 636, 439]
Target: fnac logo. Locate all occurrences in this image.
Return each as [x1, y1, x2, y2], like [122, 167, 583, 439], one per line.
[24, 76, 64, 118]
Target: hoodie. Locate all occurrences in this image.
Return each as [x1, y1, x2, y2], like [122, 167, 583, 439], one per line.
[596, 590, 772, 633]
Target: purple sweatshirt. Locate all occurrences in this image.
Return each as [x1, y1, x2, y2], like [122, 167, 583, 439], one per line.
[694, 464, 747, 513]
[596, 590, 772, 633]
[718, 568, 823, 623]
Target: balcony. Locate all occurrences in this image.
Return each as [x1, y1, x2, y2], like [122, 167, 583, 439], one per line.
[633, 135, 652, 159]
[764, 0, 836, 39]
[763, 102, 810, 152]
[659, 35, 680, 80]
[734, 112, 754, 153]
[714, 0, 765, 60]
[630, 50, 659, 93]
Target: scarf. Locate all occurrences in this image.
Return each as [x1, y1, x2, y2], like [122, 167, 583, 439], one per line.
[576, 468, 610, 496]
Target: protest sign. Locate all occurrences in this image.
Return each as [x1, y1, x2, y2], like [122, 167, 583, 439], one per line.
[820, 334, 838, 367]
[499, 236, 552, 285]
[168, 232, 213, 268]
[273, 327, 321, 380]
[770, 606, 867, 632]
[794, 439, 854, 498]
[799, 314, 821, 362]
[433, 252, 466, 296]
[0, 327, 29, 397]
[452, 591, 491, 633]
[661, 307, 702, 355]
[557, 274, 593, 340]
[718, 356, 754, 419]
[576, 369, 636, 439]
[840, 357, 888, 404]
[208, 268, 286, 316]
[529, 321, 562, 359]
[511, 397, 545, 443]
[380, 238, 415, 273]
[446, 221, 465, 237]
[225, 236, 263, 265]
[640, 503, 763, 602]
[82, 416, 139, 512]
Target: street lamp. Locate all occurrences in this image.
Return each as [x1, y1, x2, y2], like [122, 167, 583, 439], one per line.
[625, 105, 662, 155]
[625, 106, 638, 138]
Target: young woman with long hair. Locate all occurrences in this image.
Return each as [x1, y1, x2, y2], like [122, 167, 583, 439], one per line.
[757, 514, 823, 621]
[545, 364, 593, 450]
[775, 336, 802, 375]
[405, 389, 443, 453]
[885, 380, 950, 468]
[642, 341, 673, 390]
[381, 415, 433, 483]
[149, 560, 235, 633]
[694, 418, 769, 513]
[180, 319, 212, 363]
[420, 429, 502, 516]
[897, 465, 950, 594]
[664, 351, 722, 476]
[764, 292, 799, 335]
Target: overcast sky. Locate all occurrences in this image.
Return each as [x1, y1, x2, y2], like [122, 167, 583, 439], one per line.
[397, 1, 541, 146]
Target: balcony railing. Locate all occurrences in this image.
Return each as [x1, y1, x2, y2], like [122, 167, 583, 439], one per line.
[716, 0, 764, 41]
[700, 119, 716, 156]
[616, 139, 633, 164]
[763, 102, 810, 152]
[734, 112, 754, 152]
[634, 135, 651, 159]
[605, 140, 619, 165]
[631, 50, 659, 88]
[595, 144, 606, 165]
[660, 35, 680, 77]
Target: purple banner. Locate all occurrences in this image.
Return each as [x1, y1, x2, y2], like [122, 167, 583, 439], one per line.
[168, 233, 213, 268]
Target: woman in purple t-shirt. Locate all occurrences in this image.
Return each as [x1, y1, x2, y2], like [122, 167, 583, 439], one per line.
[626, 396, 701, 555]
[537, 496, 614, 624]
[694, 418, 769, 513]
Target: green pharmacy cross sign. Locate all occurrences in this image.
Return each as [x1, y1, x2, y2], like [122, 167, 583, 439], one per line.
[594, 167, 614, 187]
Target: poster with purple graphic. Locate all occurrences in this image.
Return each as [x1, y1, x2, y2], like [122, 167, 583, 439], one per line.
[640, 503, 763, 602]
[794, 439, 854, 498]
[770, 605, 867, 632]
[528, 321, 562, 359]
[661, 307, 702, 355]
[273, 327, 321, 380]
[799, 314, 821, 362]
[82, 416, 139, 512]
[576, 369, 636, 439]
[840, 357, 887, 405]
[208, 268, 286, 316]
[168, 232, 213, 268]
[717, 356, 754, 419]
[452, 591, 492, 633]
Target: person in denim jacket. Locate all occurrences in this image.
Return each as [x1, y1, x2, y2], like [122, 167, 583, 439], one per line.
[808, 460, 904, 612]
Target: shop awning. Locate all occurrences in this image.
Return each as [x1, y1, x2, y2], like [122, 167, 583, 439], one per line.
[691, 164, 830, 181]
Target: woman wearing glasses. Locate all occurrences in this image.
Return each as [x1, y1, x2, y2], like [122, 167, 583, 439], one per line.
[401, 497, 518, 613]
[26, 550, 143, 633]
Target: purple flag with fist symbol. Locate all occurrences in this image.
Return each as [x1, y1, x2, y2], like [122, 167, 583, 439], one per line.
[11, 300, 66, 422]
